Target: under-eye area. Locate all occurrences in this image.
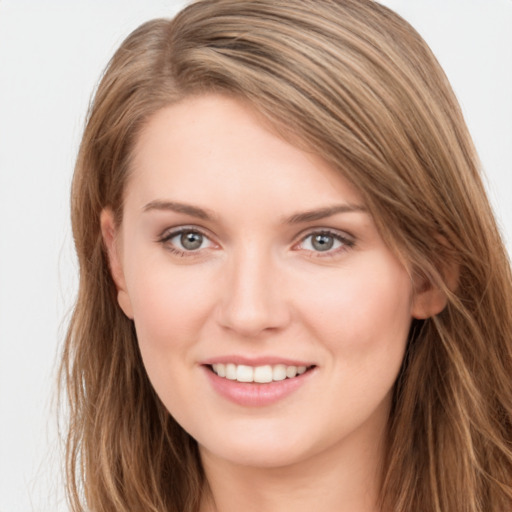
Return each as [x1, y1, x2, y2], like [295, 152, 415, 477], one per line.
[207, 364, 316, 383]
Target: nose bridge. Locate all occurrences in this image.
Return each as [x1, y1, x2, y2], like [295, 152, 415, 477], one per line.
[217, 240, 289, 336]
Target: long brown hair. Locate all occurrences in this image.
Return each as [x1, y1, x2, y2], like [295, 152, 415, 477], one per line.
[60, 1, 512, 510]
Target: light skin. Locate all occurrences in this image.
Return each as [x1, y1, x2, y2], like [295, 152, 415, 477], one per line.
[102, 94, 447, 512]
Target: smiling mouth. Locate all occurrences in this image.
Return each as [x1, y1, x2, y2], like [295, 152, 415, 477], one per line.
[208, 363, 314, 383]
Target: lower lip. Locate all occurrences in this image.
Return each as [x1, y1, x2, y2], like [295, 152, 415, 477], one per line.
[203, 366, 314, 407]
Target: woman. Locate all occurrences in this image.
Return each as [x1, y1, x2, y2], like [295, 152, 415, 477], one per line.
[60, 0, 512, 511]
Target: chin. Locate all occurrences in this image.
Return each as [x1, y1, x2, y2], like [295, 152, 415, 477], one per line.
[195, 420, 325, 470]
[202, 442, 308, 469]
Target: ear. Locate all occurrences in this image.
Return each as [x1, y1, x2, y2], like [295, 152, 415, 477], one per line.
[100, 208, 134, 319]
[411, 264, 458, 319]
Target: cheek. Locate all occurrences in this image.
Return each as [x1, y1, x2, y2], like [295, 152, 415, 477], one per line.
[127, 261, 216, 353]
[126, 263, 217, 414]
[297, 258, 413, 426]
[296, 256, 413, 356]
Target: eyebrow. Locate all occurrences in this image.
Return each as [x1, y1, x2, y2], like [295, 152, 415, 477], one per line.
[143, 200, 216, 221]
[142, 200, 367, 224]
[284, 204, 367, 224]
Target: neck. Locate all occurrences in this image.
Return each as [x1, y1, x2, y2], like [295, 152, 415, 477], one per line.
[199, 422, 386, 512]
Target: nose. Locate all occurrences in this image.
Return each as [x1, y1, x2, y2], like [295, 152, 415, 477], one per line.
[216, 244, 291, 337]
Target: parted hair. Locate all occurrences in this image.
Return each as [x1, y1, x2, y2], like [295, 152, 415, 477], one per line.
[60, 1, 512, 511]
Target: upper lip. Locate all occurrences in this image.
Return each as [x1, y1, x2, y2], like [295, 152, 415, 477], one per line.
[201, 355, 315, 367]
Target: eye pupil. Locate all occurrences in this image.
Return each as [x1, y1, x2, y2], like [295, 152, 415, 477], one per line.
[312, 234, 334, 251]
[181, 231, 203, 250]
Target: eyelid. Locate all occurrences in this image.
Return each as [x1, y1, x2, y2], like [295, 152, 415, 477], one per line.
[158, 224, 213, 241]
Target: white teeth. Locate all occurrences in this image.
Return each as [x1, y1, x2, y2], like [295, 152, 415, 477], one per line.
[211, 363, 310, 383]
[236, 365, 254, 382]
[286, 365, 298, 378]
[225, 363, 237, 380]
[272, 364, 287, 381]
[254, 365, 273, 383]
[216, 363, 226, 377]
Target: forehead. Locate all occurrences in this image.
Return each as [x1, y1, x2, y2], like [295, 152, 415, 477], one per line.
[127, 94, 364, 213]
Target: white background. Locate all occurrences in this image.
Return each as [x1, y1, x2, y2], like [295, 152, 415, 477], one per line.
[0, 1, 511, 511]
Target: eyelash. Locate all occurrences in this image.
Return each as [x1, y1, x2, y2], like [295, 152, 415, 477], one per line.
[157, 227, 355, 258]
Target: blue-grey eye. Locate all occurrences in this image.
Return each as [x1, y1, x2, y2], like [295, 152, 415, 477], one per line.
[180, 231, 204, 250]
[299, 231, 349, 253]
[159, 228, 215, 256]
[311, 233, 335, 251]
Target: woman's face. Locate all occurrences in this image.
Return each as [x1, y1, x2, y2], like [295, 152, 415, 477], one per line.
[103, 94, 427, 470]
